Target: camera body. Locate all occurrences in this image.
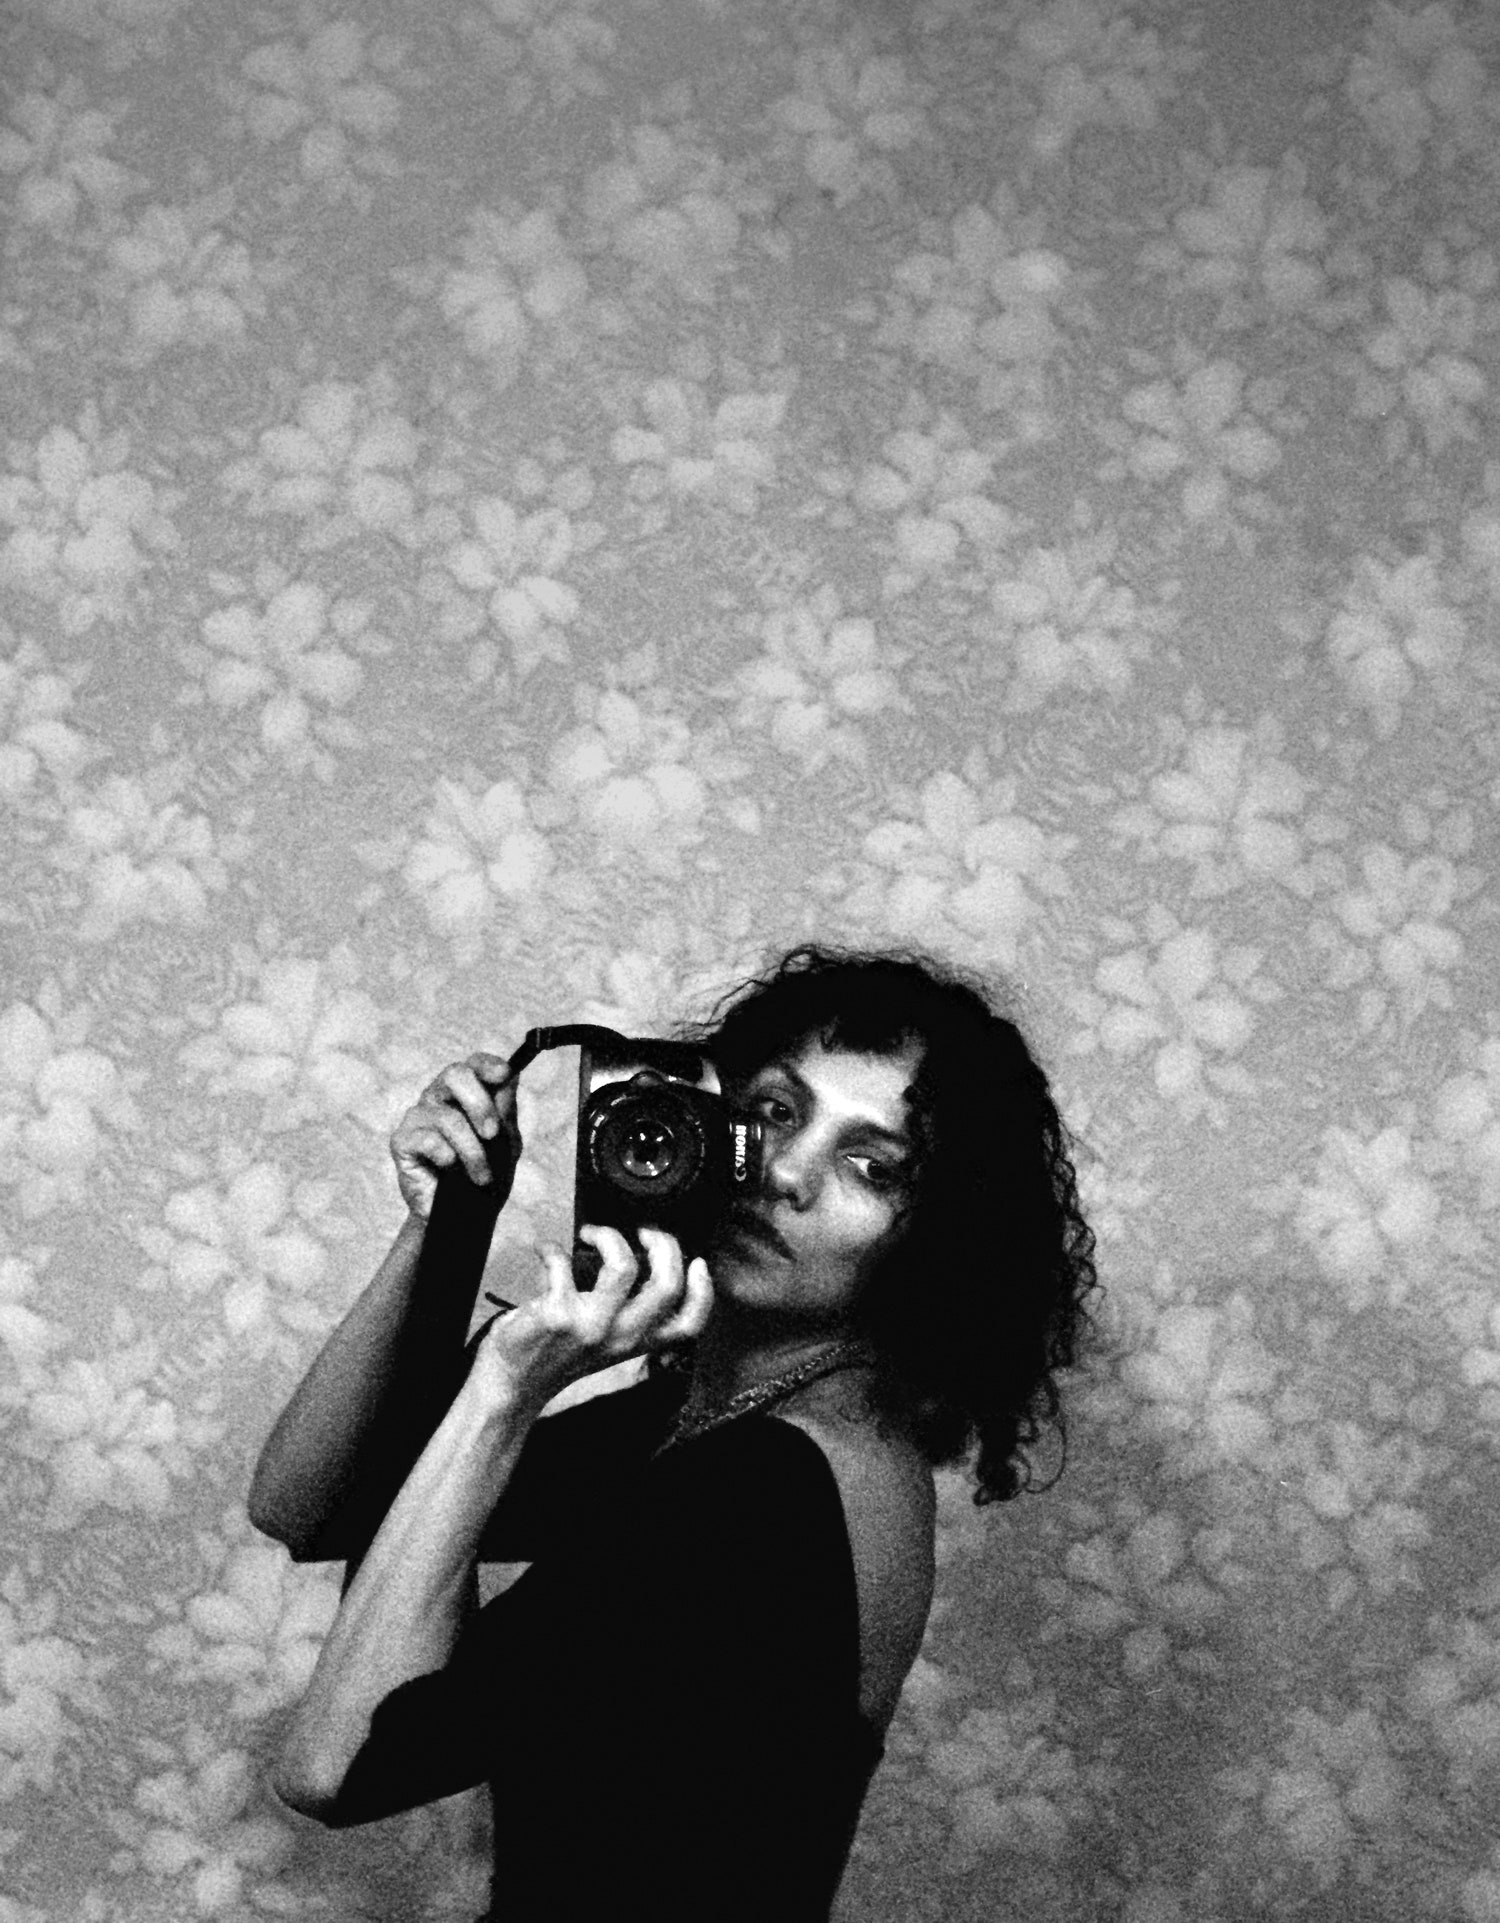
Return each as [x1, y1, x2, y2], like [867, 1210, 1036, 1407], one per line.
[507, 1025, 765, 1288]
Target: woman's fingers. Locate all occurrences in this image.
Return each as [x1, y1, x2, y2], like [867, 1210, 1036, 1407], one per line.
[572, 1223, 638, 1309]
[574, 1225, 707, 1352]
[395, 1055, 524, 1213]
[391, 1112, 482, 1216]
[414, 1109, 493, 1185]
[467, 1050, 515, 1087]
[611, 1227, 705, 1349]
[430, 1058, 508, 1140]
[632, 1227, 684, 1300]
[509, 1225, 710, 1389]
[653, 1254, 715, 1348]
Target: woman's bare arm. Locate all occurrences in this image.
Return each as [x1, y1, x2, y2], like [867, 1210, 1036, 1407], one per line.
[248, 1211, 475, 1559]
[269, 1363, 541, 1820]
[269, 1225, 713, 1825]
[248, 1051, 520, 1562]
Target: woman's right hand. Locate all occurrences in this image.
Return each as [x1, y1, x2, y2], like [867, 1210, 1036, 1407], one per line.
[390, 1052, 523, 1222]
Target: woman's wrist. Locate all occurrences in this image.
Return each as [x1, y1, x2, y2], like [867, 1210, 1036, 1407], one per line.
[457, 1355, 551, 1434]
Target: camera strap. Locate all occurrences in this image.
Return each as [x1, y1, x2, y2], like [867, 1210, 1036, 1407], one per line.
[506, 1025, 711, 1084]
[504, 1025, 601, 1078]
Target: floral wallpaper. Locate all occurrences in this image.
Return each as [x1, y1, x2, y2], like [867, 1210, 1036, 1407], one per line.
[2, 0, 1499, 1917]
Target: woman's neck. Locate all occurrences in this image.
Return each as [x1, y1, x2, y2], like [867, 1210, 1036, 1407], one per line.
[679, 1308, 870, 1420]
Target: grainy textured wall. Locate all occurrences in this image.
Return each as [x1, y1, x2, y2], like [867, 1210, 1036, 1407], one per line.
[3, 0, 1499, 1917]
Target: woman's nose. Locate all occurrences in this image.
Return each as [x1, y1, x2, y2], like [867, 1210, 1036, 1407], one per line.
[763, 1139, 815, 1208]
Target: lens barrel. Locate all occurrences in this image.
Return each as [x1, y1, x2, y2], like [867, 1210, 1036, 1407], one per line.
[589, 1085, 706, 1196]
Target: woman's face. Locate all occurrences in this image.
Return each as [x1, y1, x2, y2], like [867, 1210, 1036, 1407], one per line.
[705, 1034, 923, 1333]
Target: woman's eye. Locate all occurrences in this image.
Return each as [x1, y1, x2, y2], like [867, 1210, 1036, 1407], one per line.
[754, 1093, 794, 1123]
[852, 1156, 902, 1190]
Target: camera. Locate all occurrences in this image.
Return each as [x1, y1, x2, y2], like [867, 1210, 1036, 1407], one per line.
[507, 1024, 766, 1288]
[419, 1024, 766, 1324]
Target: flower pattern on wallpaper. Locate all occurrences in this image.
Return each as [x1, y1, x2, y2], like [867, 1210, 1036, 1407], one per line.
[2, 1, 1499, 1920]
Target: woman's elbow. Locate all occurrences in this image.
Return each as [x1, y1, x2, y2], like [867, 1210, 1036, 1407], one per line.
[245, 1471, 297, 1546]
[247, 1497, 289, 1551]
[247, 1514, 309, 1561]
[245, 1493, 335, 1563]
[267, 1757, 337, 1825]
[246, 1459, 338, 1557]
[267, 1752, 365, 1829]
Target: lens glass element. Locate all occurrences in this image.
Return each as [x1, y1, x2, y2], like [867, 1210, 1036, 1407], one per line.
[619, 1118, 677, 1180]
[586, 1080, 707, 1201]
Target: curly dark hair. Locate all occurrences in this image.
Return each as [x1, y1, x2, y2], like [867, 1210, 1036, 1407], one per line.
[645, 942, 1100, 1506]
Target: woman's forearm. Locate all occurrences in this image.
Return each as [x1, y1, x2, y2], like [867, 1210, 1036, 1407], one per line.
[248, 1211, 476, 1558]
[270, 1372, 539, 1817]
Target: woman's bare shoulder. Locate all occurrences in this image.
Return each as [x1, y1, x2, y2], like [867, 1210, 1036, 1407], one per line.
[771, 1398, 935, 1533]
[768, 1398, 936, 1730]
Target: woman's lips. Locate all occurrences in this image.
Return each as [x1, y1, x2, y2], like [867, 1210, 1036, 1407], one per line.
[721, 1211, 793, 1260]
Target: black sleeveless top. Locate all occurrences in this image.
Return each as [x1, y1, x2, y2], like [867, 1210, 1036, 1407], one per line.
[335, 1367, 886, 1921]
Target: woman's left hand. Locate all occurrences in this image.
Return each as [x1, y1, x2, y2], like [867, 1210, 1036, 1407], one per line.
[469, 1224, 713, 1413]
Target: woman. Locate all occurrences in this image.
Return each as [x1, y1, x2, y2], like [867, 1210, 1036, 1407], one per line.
[251, 943, 1098, 1921]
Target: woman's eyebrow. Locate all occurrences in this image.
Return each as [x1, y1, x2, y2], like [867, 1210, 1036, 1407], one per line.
[763, 1059, 914, 1150]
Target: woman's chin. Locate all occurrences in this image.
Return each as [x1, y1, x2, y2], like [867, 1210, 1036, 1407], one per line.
[704, 1238, 777, 1295]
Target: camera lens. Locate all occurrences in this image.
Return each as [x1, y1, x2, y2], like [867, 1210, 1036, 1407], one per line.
[619, 1118, 677, 1180]
[591, 1086, 705, 1195]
